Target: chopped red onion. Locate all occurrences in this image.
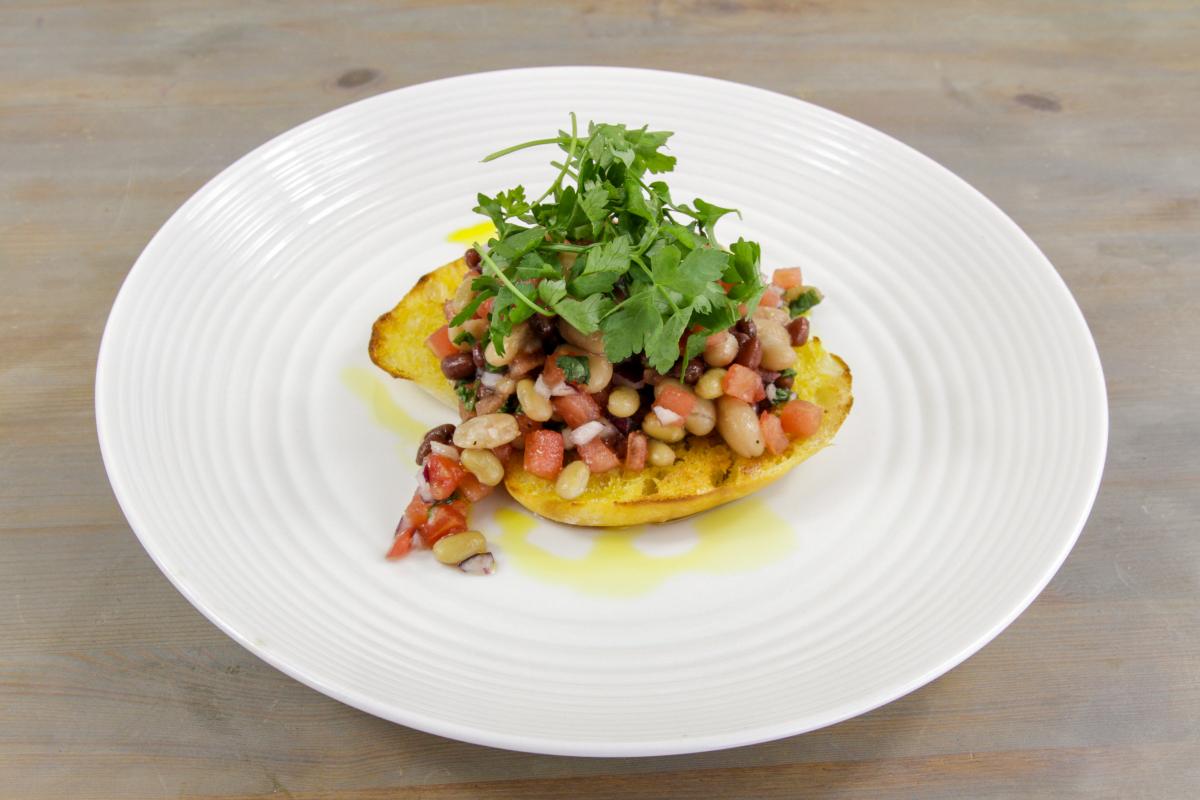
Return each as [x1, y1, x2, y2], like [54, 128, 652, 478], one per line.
[459, 552, 496, 575]
[569, 420, 605, 446]
[653, 405, 684, 426]
[429, 441, 459, 460]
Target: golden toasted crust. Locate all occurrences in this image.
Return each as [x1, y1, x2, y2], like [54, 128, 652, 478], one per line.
[369, 259, 853, 526]
[369, 258, 470, 408]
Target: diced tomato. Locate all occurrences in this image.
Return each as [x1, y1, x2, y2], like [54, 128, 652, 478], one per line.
[509, 350, 543, 379]
[404, 492, 430, 528]
[780, 399, 823, 439]
[446, 496, 470, 519]
[718, 280, 733, 292]
[524, 429, 565, 479]
[542, 354, 566, 387]
[515, 414, 542, 438]
[655, 384, 696, 423]
[474, 296, 494, 320]
[759, 410, 789, 455]
[424, 454, 465, 501]
[457, 472, 494, 502]
[553, 392, 601, 428]
[492, 443, 515, 464]
[386, 526, 415, 560]
[772, 267, 803, 289]
[420, 504, 468, 546]
[426, 325, 458, 359]
[722, 363, 765, 404]
[576, 438, 621, 474]
[625, 431, 647, 471]
[760, 287, 784, 308]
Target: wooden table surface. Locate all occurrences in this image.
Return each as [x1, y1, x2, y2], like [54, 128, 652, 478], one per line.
[3, 1, 1198, 797]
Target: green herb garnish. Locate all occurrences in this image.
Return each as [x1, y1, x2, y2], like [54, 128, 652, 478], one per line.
[787, 287, 824, 317]
[454, 380, 477, 412]
[556, 355, 590, 384]
[469, 115, 791, 373]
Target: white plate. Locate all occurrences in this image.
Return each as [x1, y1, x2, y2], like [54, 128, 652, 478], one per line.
[96, 67, 1107, 756]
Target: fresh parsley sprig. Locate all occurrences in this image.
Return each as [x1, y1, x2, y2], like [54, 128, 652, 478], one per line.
[468, 116, 770, 373]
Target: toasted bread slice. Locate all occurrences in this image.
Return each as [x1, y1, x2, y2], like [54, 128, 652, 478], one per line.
[370, 258, 853, 526]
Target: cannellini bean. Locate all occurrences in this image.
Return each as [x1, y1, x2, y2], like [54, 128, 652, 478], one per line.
[703, 331, 739, 367]
[516, 378, 553, 421]
[555, 460, 590, 499]
[585, 353, 614, 393]
[557, 319, 606, 354]
[460, 447, 504, 486]
[642, 412, 686, 443]
[758, 320, 797, 370]
[452, 413, 520, 449]
[433, 531, 488, 565]
[647, 440, 676, 467]
[695, 368, 727, 400]
[607, 386, 640, 417]
[753, 306, 791, 327]
[716, 396, 765, 458]
[685, 396, 716, 436]
[484, 323, 532, 366]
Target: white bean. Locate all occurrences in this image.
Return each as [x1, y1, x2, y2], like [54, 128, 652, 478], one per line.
[695, 368, 726, 400]
[516, 378, 553, 422]
[703, 331, 739, 367]
[585, 353, 614, 393]
[555, 460, 590, 499]
[716, 396, 764, 458]
[460, 447, 504, 486]
[484, 323, 532, 366]
[646, 440, 676, 467]
[453, 413, 520, 449]
[685, 396, 716, 436]
[433, 531, 487, 565]
[642, 412, 686, 443]
[758, 320, 797, 370]
[607, 386, 640, 417]
[557, 319, 606, 354]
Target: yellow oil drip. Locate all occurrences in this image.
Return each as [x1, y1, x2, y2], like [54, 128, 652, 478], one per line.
[446, 220, 497, 245]
[341, 366, 426, 444]
[493, 499, 795, 596]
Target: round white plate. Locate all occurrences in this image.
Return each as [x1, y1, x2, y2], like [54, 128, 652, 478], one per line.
[96, 67, 1107, 756]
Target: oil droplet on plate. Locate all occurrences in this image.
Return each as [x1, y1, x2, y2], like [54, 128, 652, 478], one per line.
[341, 366, 426, 444]
[446, 220, 496, 245]
[493, 499, 795, 596]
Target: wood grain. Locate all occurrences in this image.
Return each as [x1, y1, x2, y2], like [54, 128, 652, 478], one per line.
[2, 1, 1197, 797]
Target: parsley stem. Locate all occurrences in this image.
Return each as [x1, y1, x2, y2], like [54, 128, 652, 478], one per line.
[473, 243, 552, 317]
[481, 137, 562, 163]
[535, 112, 579, 204]
[548, 161, 579, 180]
